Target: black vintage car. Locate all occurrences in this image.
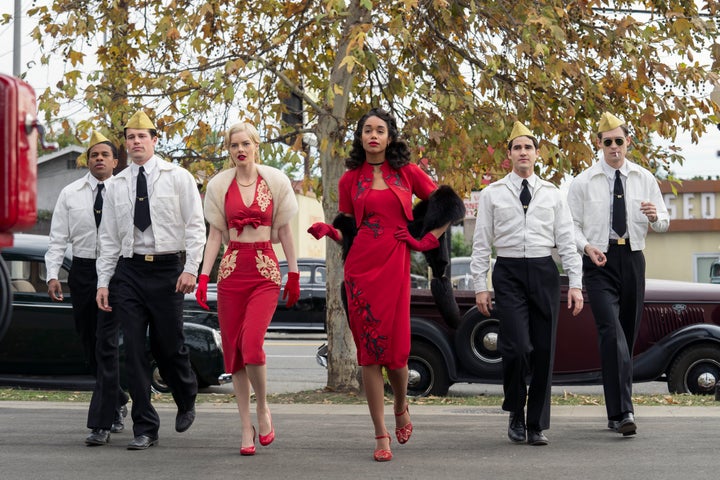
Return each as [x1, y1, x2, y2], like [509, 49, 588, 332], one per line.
[0, 234, 225, 392]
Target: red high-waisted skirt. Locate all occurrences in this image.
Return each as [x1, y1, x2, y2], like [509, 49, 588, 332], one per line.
[216, 241, 281, 373]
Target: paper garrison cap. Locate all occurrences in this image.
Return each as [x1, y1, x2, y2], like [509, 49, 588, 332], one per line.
[124, 110, 156, 130]
[597, 112, 625, 133]
[76, 130, 113, 167]
[507, 121, 533, 143]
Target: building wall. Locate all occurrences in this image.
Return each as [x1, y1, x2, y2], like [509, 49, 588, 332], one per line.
[36, 147, 86, 213]
[272, 193, 326, 261]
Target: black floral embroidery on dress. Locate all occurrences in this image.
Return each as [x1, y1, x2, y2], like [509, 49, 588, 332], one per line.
[354, 176, 373, 200]
[362, 212, 383, 238]
[385, 172, 408, 191]
[347, 280, 386, 362]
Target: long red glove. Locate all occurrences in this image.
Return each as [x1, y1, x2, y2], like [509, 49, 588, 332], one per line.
[283, 271, 300, 308]
[307, 222, 341, 242]
[195, 273, 210, 310]
[394, 226, 440, 252]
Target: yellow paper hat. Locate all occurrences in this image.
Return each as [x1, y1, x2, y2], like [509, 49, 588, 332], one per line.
[124, 110, 156, 130]
[597, 112, 625, 133]
[87, 130, 110, 151]
[507, 121, 533, 143]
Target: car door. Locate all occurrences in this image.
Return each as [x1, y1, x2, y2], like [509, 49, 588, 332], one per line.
[272, 261, 326, 332]
[0, 254, 85, 374]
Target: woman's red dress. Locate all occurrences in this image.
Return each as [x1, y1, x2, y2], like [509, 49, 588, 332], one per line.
[339, 163, 436, 370]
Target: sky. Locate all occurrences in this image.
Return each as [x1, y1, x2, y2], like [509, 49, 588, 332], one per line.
[1, 1, 719, 179]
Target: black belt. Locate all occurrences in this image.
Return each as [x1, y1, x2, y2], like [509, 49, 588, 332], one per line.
[609, 238, 630, 247]
[129, 252, 184, 263]
[72, 256, 96, 265]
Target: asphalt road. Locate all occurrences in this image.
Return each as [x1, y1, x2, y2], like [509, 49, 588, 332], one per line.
[2, 402, 719, 480]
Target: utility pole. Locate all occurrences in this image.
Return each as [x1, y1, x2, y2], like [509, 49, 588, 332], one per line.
[13, 0, 21, 76]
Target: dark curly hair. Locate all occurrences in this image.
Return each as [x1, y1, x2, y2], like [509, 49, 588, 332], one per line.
[345, 108, 411, 170]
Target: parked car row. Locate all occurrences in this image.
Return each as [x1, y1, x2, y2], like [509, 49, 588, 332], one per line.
[0, 234, 225, 392]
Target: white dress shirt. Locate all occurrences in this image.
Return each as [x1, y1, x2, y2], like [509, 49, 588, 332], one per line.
[567, 159, 669, 253]
[96, 155, 206, 288]
[45, 172, 108, 282]
[470, 172, 582, 292]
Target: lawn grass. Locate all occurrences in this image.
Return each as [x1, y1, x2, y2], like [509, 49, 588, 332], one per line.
[1, 387, 718, 407]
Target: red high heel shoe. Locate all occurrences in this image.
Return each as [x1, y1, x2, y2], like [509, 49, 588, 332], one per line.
[259, 411, 275, 446]
[373, 433, 392, 462]
[394, 404, 413, 444]
[240, 426, 256, 456]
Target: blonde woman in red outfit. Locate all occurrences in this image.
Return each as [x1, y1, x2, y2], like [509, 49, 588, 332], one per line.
[196, 122, 299, 456]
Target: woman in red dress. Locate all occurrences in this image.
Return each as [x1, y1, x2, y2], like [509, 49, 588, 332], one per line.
[309, 108, 451, 462]
[196, 122, 300, 456]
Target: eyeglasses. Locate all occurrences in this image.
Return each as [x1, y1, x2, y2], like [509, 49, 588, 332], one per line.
[602, 137, 625, 147]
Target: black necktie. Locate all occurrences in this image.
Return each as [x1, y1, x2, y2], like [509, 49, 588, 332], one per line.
[612, 170, 626, 237]
[520, 179, 531, 214]
[93, 183, 104, 229]
[134, 166, 151, 231]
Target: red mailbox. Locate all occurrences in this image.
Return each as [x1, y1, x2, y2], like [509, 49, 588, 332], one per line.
[0, 74, 40, 248]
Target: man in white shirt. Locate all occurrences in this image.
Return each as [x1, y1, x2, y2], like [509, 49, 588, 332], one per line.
[471, 122, 583, 446]
[45, 131, 128, 445]
[96, 110, 206, 450]
[567, 112, 669, 436]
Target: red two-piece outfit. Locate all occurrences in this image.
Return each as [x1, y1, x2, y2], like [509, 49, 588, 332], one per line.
[217, 177, 280, 373]
[339, 162, 436, 370]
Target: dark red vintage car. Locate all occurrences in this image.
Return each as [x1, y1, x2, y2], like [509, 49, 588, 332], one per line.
[406, 277, 720, 397]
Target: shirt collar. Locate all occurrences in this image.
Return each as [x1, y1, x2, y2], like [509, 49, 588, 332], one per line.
[600, 158, 629, 179]
[131, 155, 157, 177]
[508, 171, 536, 191]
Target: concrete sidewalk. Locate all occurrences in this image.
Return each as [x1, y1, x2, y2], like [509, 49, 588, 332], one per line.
[2, 401, 719, 480]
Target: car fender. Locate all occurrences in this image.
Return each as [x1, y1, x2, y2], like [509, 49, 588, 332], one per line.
[180, 322, 224, 387]
[633, 324, 720, 381]
[410, 316, 458, 381]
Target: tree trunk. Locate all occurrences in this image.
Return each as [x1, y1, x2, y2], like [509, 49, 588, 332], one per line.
[316, 0, 370, 393]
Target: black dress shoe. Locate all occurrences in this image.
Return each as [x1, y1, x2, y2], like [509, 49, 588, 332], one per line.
[527, 430, 549, 446]
[507, 411, 526, 443]
[127, 434, 158, 450]
[85, 429, 110, 446]
[616, 412, 637, 436]
[175, 407, 196, 433]
[111, 404, 128, 433]
[608, 419, 618, 430]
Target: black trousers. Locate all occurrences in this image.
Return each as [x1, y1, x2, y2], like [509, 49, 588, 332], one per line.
[68, 258, 128, 430]
[583, 244, 645, 420]
[110, 257, 197, 437]
[492, 256, 559, 431]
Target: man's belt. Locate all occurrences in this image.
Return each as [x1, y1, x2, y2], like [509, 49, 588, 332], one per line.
[608, 238, 630, 246]
[130, 252, 184, 263]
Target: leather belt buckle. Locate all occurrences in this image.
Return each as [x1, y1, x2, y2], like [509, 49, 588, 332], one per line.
[144, 254, 154, 262]
[617, 238, 626, 245]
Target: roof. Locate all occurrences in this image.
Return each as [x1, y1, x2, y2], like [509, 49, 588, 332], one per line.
[37, 145, 84, 166]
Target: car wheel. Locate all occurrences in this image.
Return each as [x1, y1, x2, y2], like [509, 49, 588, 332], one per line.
[0, 257, 11, 342]
[667, 345, 720, 395]
[407, 341, 450, 397]
[454, 310, 502, 376]
[150, 361, 171, 394]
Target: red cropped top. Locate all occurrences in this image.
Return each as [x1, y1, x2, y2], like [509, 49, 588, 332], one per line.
[225, 176, 274, 234]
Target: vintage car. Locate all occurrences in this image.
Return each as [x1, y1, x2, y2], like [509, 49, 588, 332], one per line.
[0, 234, 225, 392]
[315, 259, 720, 397]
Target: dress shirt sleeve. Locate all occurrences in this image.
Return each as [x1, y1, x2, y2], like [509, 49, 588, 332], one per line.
[470, 188, 494, 293]
[553, 193, 583, 289]
[178, 168, 207, 276]
[45, 189, 70, 282]
[566, 178, 589, 254]
[96, 182, 122, 288]
[647, 175, 670, 233]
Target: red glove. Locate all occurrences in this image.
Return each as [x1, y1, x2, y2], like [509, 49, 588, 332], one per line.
[195, 274, 210, 310]
[283, 271, 300, 308]
[307, 222, 341, 242]
[394, 226, 440, 252]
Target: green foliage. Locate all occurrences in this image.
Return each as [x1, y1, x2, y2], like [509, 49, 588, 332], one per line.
[451, 230, 472, 257]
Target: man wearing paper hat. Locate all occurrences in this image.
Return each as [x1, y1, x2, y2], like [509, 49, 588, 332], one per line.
[567, 112, 669, 436]
[471, 121, 583, 446]
[45, 130, 128, 445]
[96, 110, 206, 450]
